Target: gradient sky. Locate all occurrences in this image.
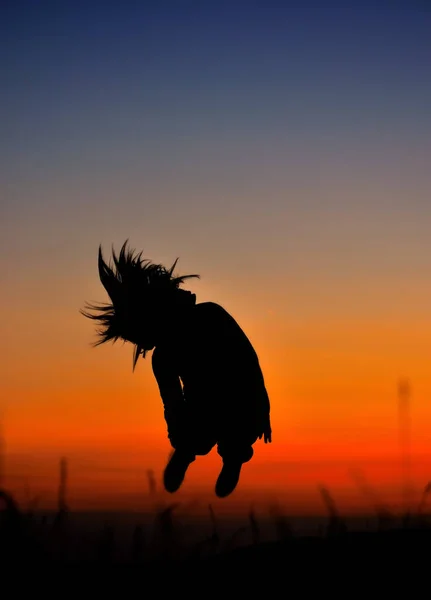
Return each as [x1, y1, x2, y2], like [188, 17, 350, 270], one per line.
[1, 1, 430, 513]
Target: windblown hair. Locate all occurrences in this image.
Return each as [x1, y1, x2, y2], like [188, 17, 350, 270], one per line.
[81, 240, 200, 369]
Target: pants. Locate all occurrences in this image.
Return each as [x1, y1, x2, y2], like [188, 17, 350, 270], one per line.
[168, 398, 259, 464]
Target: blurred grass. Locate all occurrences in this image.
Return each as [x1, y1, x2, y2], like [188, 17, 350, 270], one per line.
[1, 457, 430, 568]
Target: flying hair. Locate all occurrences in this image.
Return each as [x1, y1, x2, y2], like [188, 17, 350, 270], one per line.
[80, 240, 200, 369]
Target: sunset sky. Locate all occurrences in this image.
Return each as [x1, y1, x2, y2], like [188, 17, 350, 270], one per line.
[1, 1, 430, 514]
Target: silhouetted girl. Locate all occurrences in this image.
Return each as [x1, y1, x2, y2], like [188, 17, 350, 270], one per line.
[81, 241, 272, 497]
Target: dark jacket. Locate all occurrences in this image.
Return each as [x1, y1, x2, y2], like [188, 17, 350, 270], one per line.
[152, 301, 271, 446]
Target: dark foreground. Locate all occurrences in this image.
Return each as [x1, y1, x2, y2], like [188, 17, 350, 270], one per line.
[2, 481, 431, 592]
[1, 508, 430, 589]
[1, 530, 430, 593]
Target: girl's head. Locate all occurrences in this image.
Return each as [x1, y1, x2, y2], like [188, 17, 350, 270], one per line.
[81, 240, 199, 369]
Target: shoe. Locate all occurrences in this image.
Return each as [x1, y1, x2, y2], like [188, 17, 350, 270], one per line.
[163, 449, 195, 493]
[215, 461, 243, 498]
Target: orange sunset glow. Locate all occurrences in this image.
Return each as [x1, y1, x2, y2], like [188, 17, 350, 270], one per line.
[3, 283, 430, 515]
